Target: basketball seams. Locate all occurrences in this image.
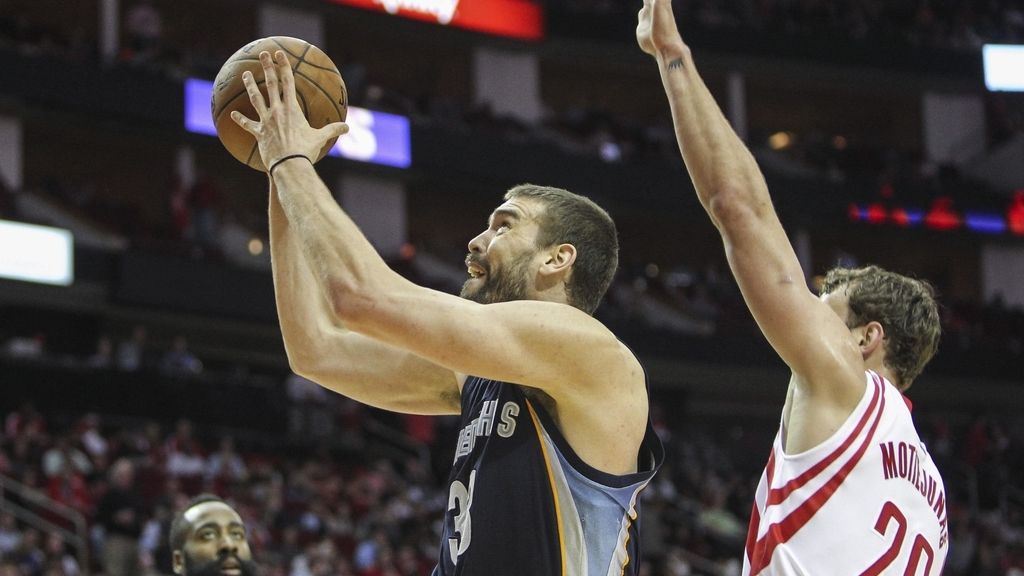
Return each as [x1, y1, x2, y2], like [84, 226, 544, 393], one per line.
[229, 49, 342, 75]
[293, 69, 344, 122]
[246, 141, 261, 170]
[294, 57, 342, 75]
[295, 88, 310, 119]
[214, 37, 345, 171]
[269, 37, 308, 59]
[213, 78, 268, 121]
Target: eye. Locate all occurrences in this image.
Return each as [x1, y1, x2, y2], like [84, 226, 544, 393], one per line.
[199, 530, 216, 541]
[231, 530, 246, 540]
[495, 223, 511, 234]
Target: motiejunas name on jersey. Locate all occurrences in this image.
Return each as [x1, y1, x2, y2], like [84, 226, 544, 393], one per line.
[879, 440, 949, 547]
[453, 399, 519, 462]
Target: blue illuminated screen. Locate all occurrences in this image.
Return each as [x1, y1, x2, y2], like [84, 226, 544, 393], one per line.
[185, 78, 411, 169]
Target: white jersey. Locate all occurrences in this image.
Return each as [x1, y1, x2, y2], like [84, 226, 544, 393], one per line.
[743, 371, 948, 576]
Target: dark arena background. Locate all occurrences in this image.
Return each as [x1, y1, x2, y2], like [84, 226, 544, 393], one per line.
[1, 0, 1023, 574]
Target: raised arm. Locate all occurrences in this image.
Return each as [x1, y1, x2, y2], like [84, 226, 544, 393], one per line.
[237, 51, 635, 404]
[637, 0, 863, 400]
[269, 180, 460, 415]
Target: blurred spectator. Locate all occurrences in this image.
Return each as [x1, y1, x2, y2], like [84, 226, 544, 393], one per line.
[0, 514, 21, 556]
[41, 532, 79, 576]
[86, 336, 114, 369]
[159, 336, 203, 377]
[205, 436, 248, 489]
[4, 402, 45, 439]
[115, 326, 149, 372]
[46, 465, 93, 515]
[164, 420, 206, 491]
[122, 0, 163, 63]
[8, 528, 44, 576]
[0, 559, 22, 576]
[95, 459, 145, 576]
[189, 174, 222, 253]
[75, 413, 109, 469]
[40, 436, 91, 479]
[2, 333, 45, 360]
[285, 373, 335, 440]
[138, 496, 176, 576]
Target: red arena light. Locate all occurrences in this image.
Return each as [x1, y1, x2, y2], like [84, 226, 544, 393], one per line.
[1008, 190, 1024, 235]
[890, 208, 911, 227]
[866, 202, 888, 224]
[924, 197, 962, 231]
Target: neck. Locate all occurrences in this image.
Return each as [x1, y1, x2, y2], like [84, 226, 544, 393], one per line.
[532, 283, 572, 308]
[868, 361, 902, 391]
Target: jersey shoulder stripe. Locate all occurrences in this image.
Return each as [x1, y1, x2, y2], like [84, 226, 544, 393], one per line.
[767, 377, 884, 505]
[747, 377, 887, 574]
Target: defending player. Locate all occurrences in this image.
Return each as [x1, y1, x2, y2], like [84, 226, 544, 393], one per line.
[231, 51, 663, 575]
[169, 495, 258, 576]
[637, 1, 948, 574]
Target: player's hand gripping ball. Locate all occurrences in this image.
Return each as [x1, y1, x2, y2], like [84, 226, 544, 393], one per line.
[212, 37, 347, 171]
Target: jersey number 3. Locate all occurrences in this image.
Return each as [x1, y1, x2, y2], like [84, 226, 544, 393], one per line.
[861, 501, 935, 576]
[448, 470, 478, 564]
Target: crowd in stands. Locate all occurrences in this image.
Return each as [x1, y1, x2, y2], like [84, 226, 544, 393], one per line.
[552, 0, 1024, 52]
[1, 234, 1023, 377]
[0, 373, 1022, 575]
[2, 327, 203, 380]
[2, 0, 1022, 170]
[1, 0, 1020, 254]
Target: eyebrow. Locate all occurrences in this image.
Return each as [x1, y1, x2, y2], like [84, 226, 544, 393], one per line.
[195, 521, 246, 533]
[488, 208, 521, 228]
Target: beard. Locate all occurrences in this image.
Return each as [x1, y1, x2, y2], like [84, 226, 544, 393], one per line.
[460, 252, 533, 304]
[183, 553, 259, 576]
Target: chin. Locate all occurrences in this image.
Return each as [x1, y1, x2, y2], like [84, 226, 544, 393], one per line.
[460, 279, 485, 300]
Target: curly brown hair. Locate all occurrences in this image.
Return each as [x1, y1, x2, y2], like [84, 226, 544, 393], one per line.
[821, 265, 941, 389]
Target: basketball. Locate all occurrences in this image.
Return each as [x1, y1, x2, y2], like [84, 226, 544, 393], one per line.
[212, 37, 348, 172]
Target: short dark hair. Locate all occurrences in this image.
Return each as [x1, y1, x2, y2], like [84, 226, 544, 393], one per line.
[821, 265, 941, 388]
[169, 494, 230, 551]
[504, 184, 618, 314]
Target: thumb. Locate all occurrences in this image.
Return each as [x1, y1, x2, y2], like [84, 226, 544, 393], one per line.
[320, 122, 350, 141]
[230, 111, 258, 135]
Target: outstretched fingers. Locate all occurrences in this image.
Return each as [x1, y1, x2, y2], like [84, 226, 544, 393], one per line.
[241, 69, 268, 118]
[274, 50, 298, 104]
[260, 51, 281, 108]
[230, 110, 258, 135]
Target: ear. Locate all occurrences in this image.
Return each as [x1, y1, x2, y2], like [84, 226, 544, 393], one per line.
[540, 243, 577, 278]
[173, 550, 184, 575]
[856, 320, 886, 358]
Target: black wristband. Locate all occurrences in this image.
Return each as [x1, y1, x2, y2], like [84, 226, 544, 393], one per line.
[268, 154, 311, 176]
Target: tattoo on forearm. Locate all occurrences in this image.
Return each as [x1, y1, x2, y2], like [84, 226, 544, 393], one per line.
[668, 58, 685, 70]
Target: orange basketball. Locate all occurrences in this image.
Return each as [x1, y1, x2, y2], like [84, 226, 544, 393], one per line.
[212, 37, 347, 171]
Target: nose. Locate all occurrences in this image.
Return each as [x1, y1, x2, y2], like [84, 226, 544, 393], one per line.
[218, 534, 238, 553]
[467, 230, 490, 254]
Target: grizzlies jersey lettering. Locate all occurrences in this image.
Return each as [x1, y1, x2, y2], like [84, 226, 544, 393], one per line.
[433, 376, 664, 576]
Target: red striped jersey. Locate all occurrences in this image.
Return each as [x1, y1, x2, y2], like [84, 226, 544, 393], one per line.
[743, 371, 948, 576]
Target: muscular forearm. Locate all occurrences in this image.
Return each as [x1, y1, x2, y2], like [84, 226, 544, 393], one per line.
[268, 179, 343, 371]
[655, 46, 771, 228]
[270, 157, 399, 325]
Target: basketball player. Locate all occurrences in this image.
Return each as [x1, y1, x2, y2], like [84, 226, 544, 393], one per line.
[637, 1, 948, 574]
[169, 495, 258, 576]
[231, 50, 663, 575]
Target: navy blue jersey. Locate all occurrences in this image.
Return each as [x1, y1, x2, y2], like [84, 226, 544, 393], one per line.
[433, 376, 664, 576]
